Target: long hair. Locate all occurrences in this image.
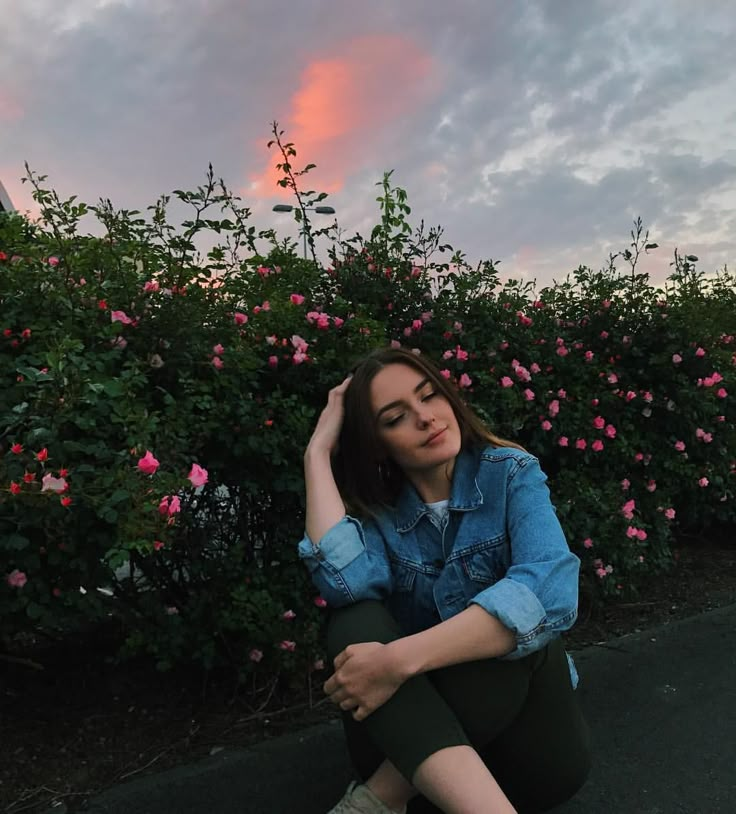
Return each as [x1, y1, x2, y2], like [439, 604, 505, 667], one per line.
[332, 347, 524, 518]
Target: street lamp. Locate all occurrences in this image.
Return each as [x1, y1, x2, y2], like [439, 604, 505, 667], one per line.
[272, 203, 336, 259]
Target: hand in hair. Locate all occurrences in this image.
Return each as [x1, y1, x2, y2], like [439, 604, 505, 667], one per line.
[305, 375, 352, 458]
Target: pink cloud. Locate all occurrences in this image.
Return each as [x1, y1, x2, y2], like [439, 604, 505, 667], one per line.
[251, 34, 437, 196]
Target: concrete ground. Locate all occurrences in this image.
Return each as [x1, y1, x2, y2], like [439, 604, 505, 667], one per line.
[80, 603, 736, 814]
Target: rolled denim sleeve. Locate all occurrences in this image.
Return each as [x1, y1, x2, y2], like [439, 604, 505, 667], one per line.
[468, 455, 579, 660]
[297, 515, 393, 608]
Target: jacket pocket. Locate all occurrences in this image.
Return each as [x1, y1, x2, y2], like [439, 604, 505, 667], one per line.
[457, 536, 507, 585]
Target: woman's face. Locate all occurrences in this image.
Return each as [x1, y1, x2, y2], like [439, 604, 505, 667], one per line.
[370, 363, 462, 478]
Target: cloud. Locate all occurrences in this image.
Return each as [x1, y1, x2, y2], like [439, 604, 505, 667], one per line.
[250, 33, 436, 196]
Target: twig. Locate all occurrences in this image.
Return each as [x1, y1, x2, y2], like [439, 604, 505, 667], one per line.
[0, 654, 44, 670]
[117, 745, 175, 781]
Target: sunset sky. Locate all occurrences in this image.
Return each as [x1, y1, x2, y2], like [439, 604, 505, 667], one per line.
[2, 0, 735, 289]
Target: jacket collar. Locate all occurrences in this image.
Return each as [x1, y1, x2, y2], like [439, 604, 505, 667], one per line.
[393, 446, 484, 532]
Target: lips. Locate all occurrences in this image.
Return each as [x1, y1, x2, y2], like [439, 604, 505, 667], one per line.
[424, 427, 447, 445]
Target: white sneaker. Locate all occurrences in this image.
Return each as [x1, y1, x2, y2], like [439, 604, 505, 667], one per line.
[327, 781, 407, 814]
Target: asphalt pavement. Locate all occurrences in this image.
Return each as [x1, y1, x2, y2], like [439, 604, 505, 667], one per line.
[80, 603, 736, 814]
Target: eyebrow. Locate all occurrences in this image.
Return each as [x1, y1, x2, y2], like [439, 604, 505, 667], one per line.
[375, 377, 432, 419]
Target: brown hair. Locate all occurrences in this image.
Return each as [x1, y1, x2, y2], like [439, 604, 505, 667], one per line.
[332, 347, 524, 518]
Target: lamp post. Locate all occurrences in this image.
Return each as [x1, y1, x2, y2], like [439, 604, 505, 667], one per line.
[272, 203, 336, 259]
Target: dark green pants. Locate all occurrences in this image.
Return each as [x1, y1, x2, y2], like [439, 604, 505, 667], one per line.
[327, 601, 591, 814]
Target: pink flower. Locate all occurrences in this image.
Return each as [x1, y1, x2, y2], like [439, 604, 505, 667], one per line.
[600, 330, 609, 339]
[290, 293, 305, 306]
[698, 477, 709, 487]
[584, 350, 594, 362]
[212, 343, 225, 356]
[7, 569, 27, 588]
[188, 464, 209, 488]
[621, 499, 636, 520]
[634, 452, 644, 462]
[459, 373, 473, 389]
[695, 347, 706, 357]
[42, 473, 68, 493]
[268, 355, 278, 369]
[646, 480, 657, 492]
[605, 424, 617, 439]
[411, 319, 423, 331]
[249, 648, 263, 663]
[607, 373, 618, 384]
[591, 440, 604, 452]
[642, 391, 653, 402]
[282, 609, 296, 620]
[212, 356, 224, 369]
[522, 388, 535, 401]
[234, 312, 248, 325]
[440, 369, 451, 379]
[540, 420, 552, 431]
[664, 508, 676, 520]
[137, 450, 160, 475]
[333, 317, 344, 328]
[153, 540, 164, 551]
[674, 440, 686, 452]
[583, 538, 593, 549]
[621, 478, 630, 490]
[48, 256, 59, 267]
[672, 353, 682, 364]
[557, 388, 567, 399]
[443, 350, 454, 360]
[313, 596, 328, 608]
[278, 640, 296, 652]
[111, 310, 134, 325]
[548, 400, 560, 417]
[558, 436, 569, 447]
[143, 280, 160, 293]
[291, 334, 309, 353]
[625, 391, 637, 401]
[292, 351, 307, 365]
[257, 266, 271, 277]
[500, 376, 514, 388]
[556, 346, 569, 357]
[456, 347, 469, 362]
[717, 388, 728, 398]
[593, 416, 605, 430]
[164, 495, 181, 515]
[575, 439, 587, 450]
[111, 336, 128, 349]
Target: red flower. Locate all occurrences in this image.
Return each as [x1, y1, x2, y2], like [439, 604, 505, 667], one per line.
[10, 443, 23, 454]
[23, 472, 36, 483]
[35, 448, 49, 462]
[60, 496, 73, 507]
[10, 482, 22, 495]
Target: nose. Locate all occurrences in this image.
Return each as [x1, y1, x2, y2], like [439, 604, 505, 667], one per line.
[415, 403, 435, 428]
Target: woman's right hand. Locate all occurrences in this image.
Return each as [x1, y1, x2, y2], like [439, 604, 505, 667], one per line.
[305, 375, 352, 458]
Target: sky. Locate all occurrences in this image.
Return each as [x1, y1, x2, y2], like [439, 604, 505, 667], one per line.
[2, 0, 735, 290]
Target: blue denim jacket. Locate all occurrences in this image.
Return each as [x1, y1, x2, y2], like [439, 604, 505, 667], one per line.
[298, 445, 580, 682]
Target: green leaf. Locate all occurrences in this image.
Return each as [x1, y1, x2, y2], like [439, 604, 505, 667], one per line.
[3, 534, 30, 551]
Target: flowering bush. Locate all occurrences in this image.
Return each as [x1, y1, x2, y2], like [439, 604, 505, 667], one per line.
[1, 141, 734, 687]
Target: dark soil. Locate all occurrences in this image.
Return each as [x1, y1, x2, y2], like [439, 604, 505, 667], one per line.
[2, 529, 734, 814]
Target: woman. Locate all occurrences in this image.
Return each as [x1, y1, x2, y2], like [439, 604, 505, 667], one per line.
[297, 347, 590, 814]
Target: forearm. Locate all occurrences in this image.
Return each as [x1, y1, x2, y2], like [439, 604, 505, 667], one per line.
[387, 604, 516, 679]
[304, 446, 346, 544]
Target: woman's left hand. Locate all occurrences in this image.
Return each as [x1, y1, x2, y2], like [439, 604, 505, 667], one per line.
[323, 642, 408, 721]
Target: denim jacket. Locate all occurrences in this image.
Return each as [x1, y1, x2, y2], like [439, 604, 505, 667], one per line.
[298, 445, 580, 682]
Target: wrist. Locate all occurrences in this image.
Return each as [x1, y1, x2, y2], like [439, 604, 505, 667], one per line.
[304, 443, 333, 465]
[385, 637, 423, 681]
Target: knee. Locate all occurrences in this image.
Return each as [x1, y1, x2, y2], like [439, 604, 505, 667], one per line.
[326, 600, 402, 662]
